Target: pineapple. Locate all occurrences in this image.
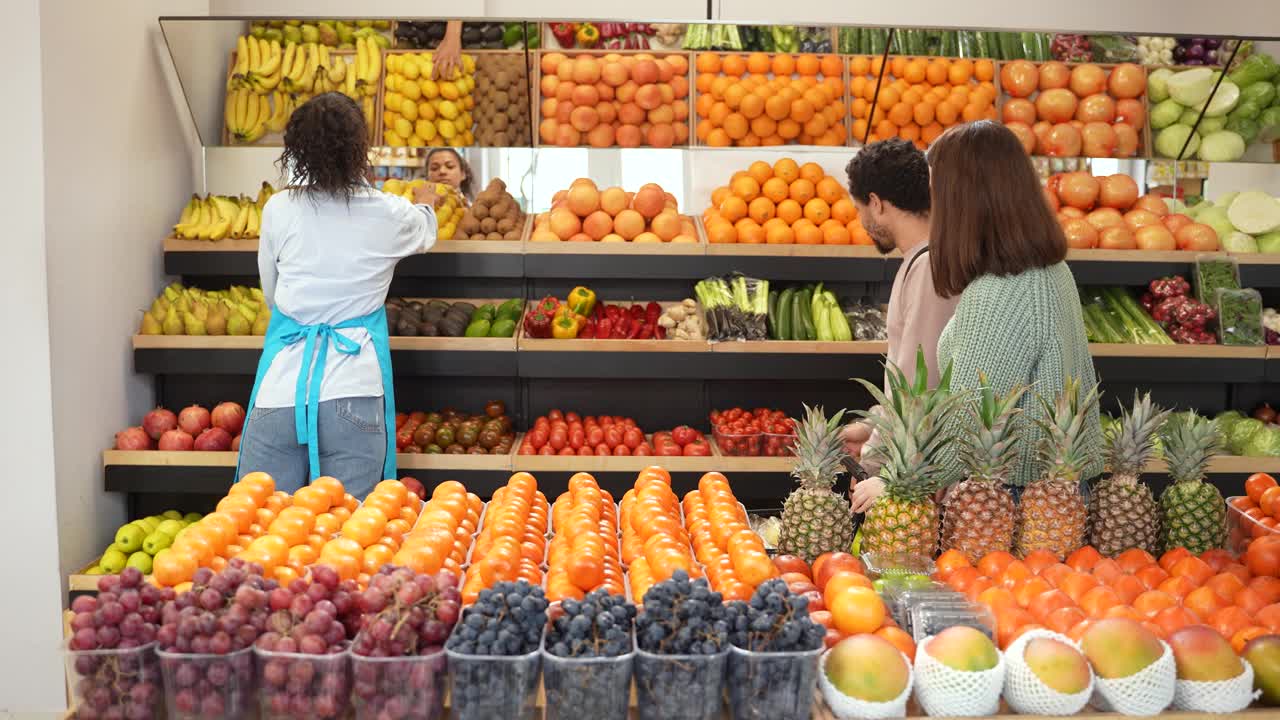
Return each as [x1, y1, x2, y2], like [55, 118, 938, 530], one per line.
[940, 374, 1024, 562]
[1015, 378, 1098, 560]
[1089, 392, 1169, 557]
[778, 404, 855, 564]
[1160, 412, 1226, 554]
[857, 350, 966, 559]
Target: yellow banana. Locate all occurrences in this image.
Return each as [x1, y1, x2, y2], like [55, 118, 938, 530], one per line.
[343, 60, 357, 97]
[247, 35, 261, 77]
[280, 43, 296, 83]
[224, 89, 238, 134]
[354, 37, 368, 89]
[318, 44, 330, 72]
[247, 204, 261, 238]
[365, 39, 381, 85]
[175, 194, 197, 226]
[266, 91, 290, 132]
[328, 55, 347, 84]
[196, 198, 219, 239]
[288, 43, 308, 85]
[257, 40, 282, 77]
[362, 96, 375, 129]
[173, 195, 200, 236]
[232, 89, 250, 137]
[230, 200, 250, 238]
[299, 43, 319, 92]
[256, 181, 275, 208]
[237, 91, 261, 141]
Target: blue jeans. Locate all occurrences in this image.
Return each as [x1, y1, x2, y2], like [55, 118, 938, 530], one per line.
[237, 396, 386, 499]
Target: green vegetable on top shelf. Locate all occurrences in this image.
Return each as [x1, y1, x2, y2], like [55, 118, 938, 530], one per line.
[1216, 288, 1265, 346]
[1194, 257, 1240, 304]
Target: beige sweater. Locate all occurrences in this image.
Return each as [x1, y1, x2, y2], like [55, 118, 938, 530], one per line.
[860, 242, 960, 473]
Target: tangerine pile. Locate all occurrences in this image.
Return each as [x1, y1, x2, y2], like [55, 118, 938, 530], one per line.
[684, 472, 778, 601]
[391, 480, 482, 577]
[621, 466, 701, 601]
[1228, 472, 1280, 554]
[847, 55, 997, 148]
[539, 52, 690, 148]
[531, 178, 697, 243]
[463, 472, 549, 604]
[703, 157, 869, 245]
[693, 52, 846, 147]
[547, 473, 625, 601]
[939, 545, 1280, 653]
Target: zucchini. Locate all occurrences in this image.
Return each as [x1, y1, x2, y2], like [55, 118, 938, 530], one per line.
[958, 31, 978, 58]
[796, 288, 816, 340]
[767, 289, 780, 340]
[777, 288, 795, 340]
[979, 32, 998, 59]
[1000, 32, 1024, 60]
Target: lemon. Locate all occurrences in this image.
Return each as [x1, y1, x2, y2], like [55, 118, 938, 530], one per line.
[452, 116, 468, 133]
[438, 205, 453, 223]
[394, 117, 413, 140]
[400, 81, 421, 102]
[439, 121, 456, 140]
[438, 100, 458, 120]
[417, 57, 434, 79]
[382, 110, 398, 129]
[383, 91, 401, 110]
[419, 79, 439, 100]
[417, 101, 436, 121]
[401, 59, 419, 80]
[383, 179, 405, 195]
[415, 119, 437, 141]
[440, 82, 459, 101]
[400, 99, 418, 122]
[407, 134, 424, 147]
[385, 55, 400, 74]
[384, 130, 405, 147]
[385, 75, 400, 91]
[454, 79, 469, 96]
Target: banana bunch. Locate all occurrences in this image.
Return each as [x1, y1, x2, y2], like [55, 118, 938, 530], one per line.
[140, 283, 270, 337]
[380, 180, 463, 239]
[353, 36, 383, 98]
[224, 87, 273, 143]
[281, 41, 322, 95]
[173, 182, 275, 241]
[227, 35, 283, 94]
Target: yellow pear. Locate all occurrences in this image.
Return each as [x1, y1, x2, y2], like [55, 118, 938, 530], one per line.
[182, 311, 206, 336]
[226, 310, 250, 336]
[206, 305, 228, 336]
[252, 307, 270, 335]
[162, 305, 184, 335]
[139, 311, 162, 335]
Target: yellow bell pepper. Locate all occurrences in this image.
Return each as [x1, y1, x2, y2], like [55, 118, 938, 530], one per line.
[552, 312, 580, 339]
[567, 286, 597, 316]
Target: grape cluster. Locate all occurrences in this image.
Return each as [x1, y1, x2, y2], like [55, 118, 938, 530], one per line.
[634, 571, 731, 720]
[254, 566, 357, 720]
[544, 589, 637, 720]
[68, 568, 166, 719]
[350, 566, 461, 720]
[724, 579, 826, 652]
[723, 580, 826, 720]
[446, 581, 547, 720]
[155, 560, 271, 719]
[635, 570, 729, 655]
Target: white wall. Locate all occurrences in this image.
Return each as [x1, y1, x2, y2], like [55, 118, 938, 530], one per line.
[41, 0, 207, 594]
[0, 0, 69, 714]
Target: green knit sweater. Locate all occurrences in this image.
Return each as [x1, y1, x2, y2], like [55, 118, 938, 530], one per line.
[935, 262, 1104, 487]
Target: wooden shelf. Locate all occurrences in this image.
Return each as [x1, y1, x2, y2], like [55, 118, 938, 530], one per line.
[1088, 343, 1268, 359]
[711, 340, 888, 355]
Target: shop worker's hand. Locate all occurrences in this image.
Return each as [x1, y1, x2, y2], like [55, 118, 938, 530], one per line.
[413, 182, 443, 208]
[849, 476, 884, 514]
[433, 23, 462, 80]
[840, 421, 871, 460]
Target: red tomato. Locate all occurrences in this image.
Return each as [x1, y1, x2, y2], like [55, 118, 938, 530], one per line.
[528, 428, 548, 448]
[569, 429, 585, 450]
[613, 444, 631, 456]
[604, 427, 623, 448]
[548, 409, 564, 421]
[565, 412, 581, 424]
[538, 445, 555, 455]
[586, 426, 603, 446]
[623, 428, 644, 449]
[594, 444, 611, 456]
[549, 432, 567, 451]
[683, 441, 712, 456]
[634, 442, 653, 456]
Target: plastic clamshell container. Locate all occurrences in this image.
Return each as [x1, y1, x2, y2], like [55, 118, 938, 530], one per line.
[634, 646, 728, 720]
[886, 586, 969, 632]
[1194, 253, 1241, 303]
[158, 645, 255, 719]
[541, 634, 635, 720]
[1216, 287, 1266, 346]
[445, 638, 541, 720]
[1228, 496, 1279, 554]
[859, 552, 937, 580]
[726, 643, 823, 720]
[254, 646, 350, 720]
[760, 431, 797, 457]
[65, 641, 161, 720]
[714, 426, 761, 456]
[349, 648, 447, 720]
[908, 603, 997, 643]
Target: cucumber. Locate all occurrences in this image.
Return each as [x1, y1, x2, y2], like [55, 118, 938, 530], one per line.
[1000, 32, 1024, 60]
[958, 31, 978, 58]
[767, 290, 780, 340]
[979, 32, 998, 59]
[941, 31, 959, 57]
[777, 288, 795, 340]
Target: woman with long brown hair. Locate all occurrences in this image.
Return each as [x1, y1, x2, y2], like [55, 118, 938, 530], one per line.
[926, 120, 1102, 489]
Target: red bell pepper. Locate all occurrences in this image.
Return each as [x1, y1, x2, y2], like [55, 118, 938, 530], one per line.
[523, 309, 553, 338]
[538, 295, 559, 315]
[645, 301, 661, 324]
[637, 322, 655, 340]
[629, 304, 645, 321]
[595, 318, 612, 339]
[655, 325, 666, 339]
[550, 22, 577, 48]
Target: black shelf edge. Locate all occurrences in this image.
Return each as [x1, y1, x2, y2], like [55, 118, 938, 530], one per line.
[1067, 259, 1193, 287]
[390, 349, 517, 376]
[134, 348, 261, 375]
[1094, 354, 1266, 384]
[1267, 355, 1280, 383]
[164, 251, 256, 277]
[396, 252, 524, 278]
[105, 465, 233, 495]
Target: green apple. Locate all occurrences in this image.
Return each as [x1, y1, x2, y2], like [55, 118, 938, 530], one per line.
[85, 566, 105, 575]
[99, 547, 128, 574]
[173, 525, 191, 542]
[114, 524, 147, 554]
[156, 519, 186, 537]
[161, 510, 183, 521]
[142, 530, 174, 556]
[183, 512, 202, 524]
[136, 517, 161, 534]
[126, 552, 153, 575]
[282, 25, 302, 45]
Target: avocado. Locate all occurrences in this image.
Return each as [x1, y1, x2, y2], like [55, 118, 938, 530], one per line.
[451, 301, 476, 316]
[438, 315, 466, 337]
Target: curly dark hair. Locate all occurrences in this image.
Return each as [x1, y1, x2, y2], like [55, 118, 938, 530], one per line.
[278, 92, 370, 204]
[845, 139, 930, 216]
[425, 148, 474, 202]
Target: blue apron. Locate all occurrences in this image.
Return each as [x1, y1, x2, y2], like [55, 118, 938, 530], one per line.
[235, 306, 397, 483]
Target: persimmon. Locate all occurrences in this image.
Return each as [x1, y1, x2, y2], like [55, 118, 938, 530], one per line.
[1066, 546, 1102, 572]
[1014, 577, 1053, 608]
[1153, 606, 1199, 636]
[829, 586, 885, 635]
[1159, 547, 1192, 572]
[1022, 549, 1059, 574]
[1209, 606, 1255, 640]
[1040, 563, 1073, 588]
[1111, 575, 1146, 605]
[1134, 564, 1170, 590]
[977, 551, 1016, 578]
[1044, 607, 1087, 635]
[1183, 586, 1228, 620]
[1028, 588, 1075, 621]
[875, 626, 917, 663]
[1079, 585, 1121, 617]
[1059, 572, 1100, 604]
[824, 572, 873, 608]
[1232, 626, 1269, 653]
[1246, 472, 1278, 504]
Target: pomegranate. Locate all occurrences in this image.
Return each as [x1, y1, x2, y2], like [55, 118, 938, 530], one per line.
[1038, 61, 1071, 90]
[231, 434, 241, 451]
[1100, 226, 1138, 250]
[1058, 172, 1101, 210]
[1081, 122, 1117, 157]
[1045, 124, 1082, 157]
[211, 402, 246, 436]
[1086, 207, 1125, 230]
[158, 429, 195, 451]
[193, 427, 233, 452]
[1099, 175, 1139, 210]
[1076, 94, 1116, 123]
[1036, 89, 1078, 123]
[178, 405, 211, 436]
[1175, 223, 1220, 251]
[141, 408, 178, 441]
[114, 426, 153, 451]
[1063, 219, 1099, 249]
[400, 476, 426, 499]
[1070, 64, 1107, 96]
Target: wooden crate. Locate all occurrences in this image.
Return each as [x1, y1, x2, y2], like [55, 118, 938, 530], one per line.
[532, 48, 695, 148]
[381, 48, 527, 149]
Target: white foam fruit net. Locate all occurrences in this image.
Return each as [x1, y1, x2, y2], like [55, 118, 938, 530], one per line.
[1173, 659, 1259, 713]
[1002, 628, 1094, 716]
[912, 634, 1006, 717]
[817, 649, 913, 720]
[1089, 640, 1176, 716]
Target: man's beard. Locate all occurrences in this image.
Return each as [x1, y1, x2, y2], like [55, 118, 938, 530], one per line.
[863, 220, 896, 254]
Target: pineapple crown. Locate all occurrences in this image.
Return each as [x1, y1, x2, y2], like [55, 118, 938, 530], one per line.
[1160, 410, 1222, 485]
[1106, 391, 1170, 480]
[855, 347, 967, 501]
[1033, 377, 1100, 484]
[790, 404, 849, 490]
[958, 373, 1027, 485]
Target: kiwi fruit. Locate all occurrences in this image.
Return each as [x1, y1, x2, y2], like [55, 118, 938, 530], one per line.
[486, 231, 504, 241]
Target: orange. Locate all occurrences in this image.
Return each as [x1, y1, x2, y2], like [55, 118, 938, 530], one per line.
[707, 128, 732, 147]
[820, 220, 850, 244]
[740, 93, 764, 119]
[730, 175, 760, 201]
[794, 54, 818, 76]
[850, 55, 871, 77]
[721, 54, 746, 77]
[720, 195, 748, 223]
[775, 199, 803, 225]
[695, 53, 721, 74]
[773, 158, 800, 184]
[764, 222, 794, 244]
[747, 196, 776, 225]
[292, 486, 332, 515]
[771, 54, 795, 76]
[761, 177, 789, 203]
[824, 571, 873, 607]
[788, 178, 815, 204]
[830, 586, 886, 635]
[974, 59, 995, 81]
[814, 177, 843, 205]
[797, 162, 824, 185]
[710, 186, 731, 207]
[803, 198, 831, 225]
[153, 549, 198, 587]
[794, 221, 822, 245]
[733, 218, 764, 244]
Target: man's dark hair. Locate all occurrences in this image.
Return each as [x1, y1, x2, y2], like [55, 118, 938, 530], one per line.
[845, 139, 930, 216]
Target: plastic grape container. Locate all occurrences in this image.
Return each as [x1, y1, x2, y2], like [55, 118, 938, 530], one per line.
[634, 646, 728, 720]
[254, 646, 350, 720]
[158, 645, 255, 720]
[726, 643, 823, 720]
[65, 641, 161, 720]
[541, 635, 635, 720]
[714, 426, 761, 456]
[350, 649, 447, 720]
[445, 643, 541, 720]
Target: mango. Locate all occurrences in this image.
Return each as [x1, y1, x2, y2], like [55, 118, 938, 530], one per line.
[1024, 637, 1091, 694]
[926, 625, 1000, 672]
[1244, 635, 1280, 705]
[1168, 625, 1242, 681]
[1081, 618, 1165, 679]
[825, 634, 910, 702]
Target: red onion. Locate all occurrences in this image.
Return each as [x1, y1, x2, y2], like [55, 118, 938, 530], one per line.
[1256, 403, 1278, 425]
